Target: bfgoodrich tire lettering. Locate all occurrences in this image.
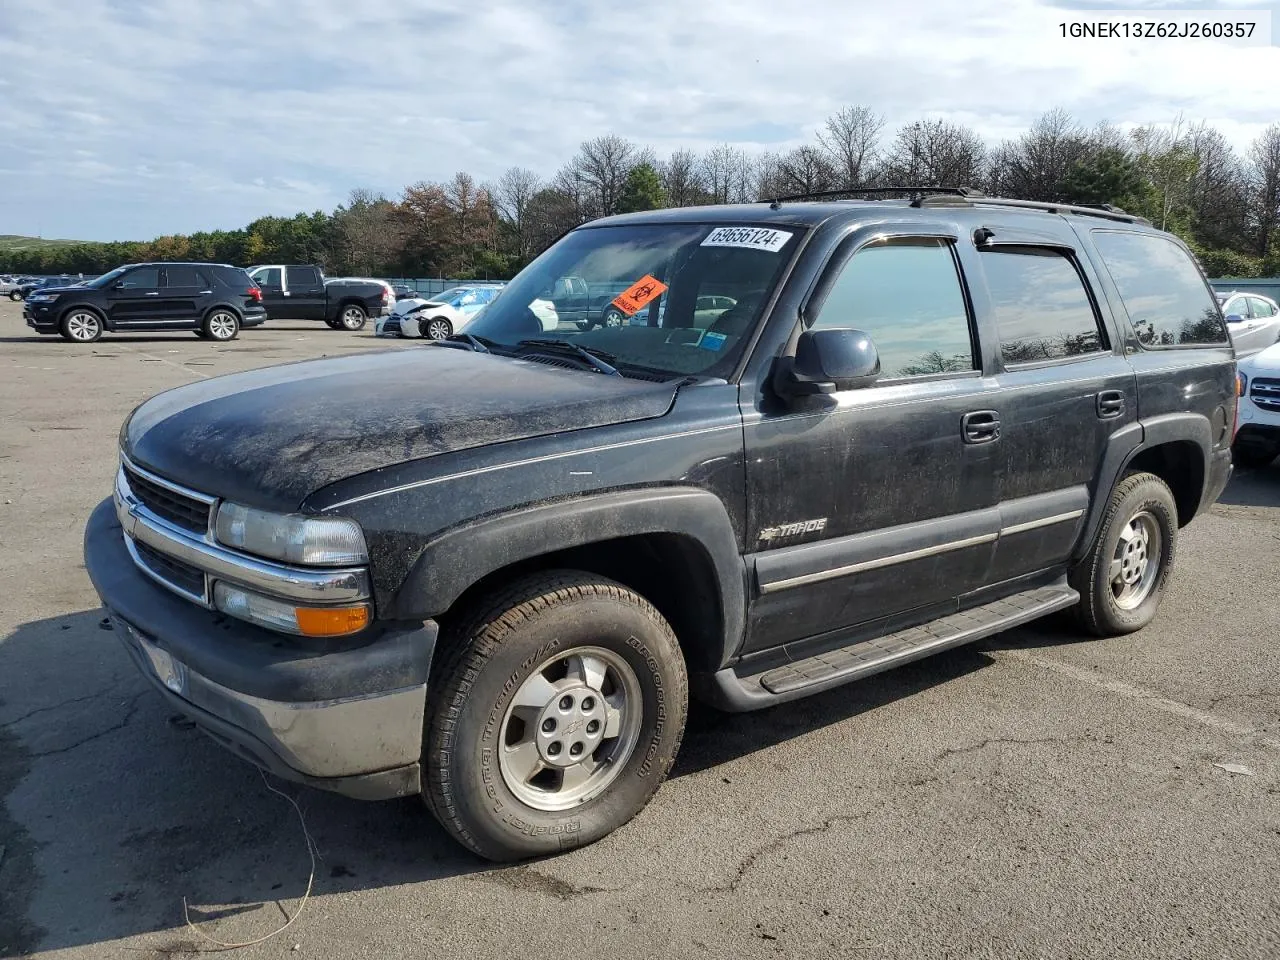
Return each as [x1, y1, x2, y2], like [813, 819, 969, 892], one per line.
[424, 571, 688, 861]
[1069, 471, 1178, 636]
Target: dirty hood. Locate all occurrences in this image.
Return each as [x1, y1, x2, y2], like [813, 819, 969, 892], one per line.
[123, 347, 679, 510]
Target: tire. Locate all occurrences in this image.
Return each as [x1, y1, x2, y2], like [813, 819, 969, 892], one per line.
[599, 307, 626, 328]
[1068, 471, 1178, 637]
[324, 318, 343, 330]
[59, 309, 103, 343]
[424, 571, 688, 862]
[203, 309, 240, 342]
[338, 304, 367, 331]
[193, 330, 208, 339]
[1232, 442, 1278, 470]
[421, 316, 452, 341]
[9, 291, 21, 301]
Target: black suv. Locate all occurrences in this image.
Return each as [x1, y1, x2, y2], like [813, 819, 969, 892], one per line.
[24, 262, 267, 342]
[83, 191, 1235, 861]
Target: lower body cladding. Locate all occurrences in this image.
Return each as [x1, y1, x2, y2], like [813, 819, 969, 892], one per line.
[83, 499, 436, 800]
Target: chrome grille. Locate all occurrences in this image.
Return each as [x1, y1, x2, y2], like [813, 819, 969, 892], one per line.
[124, 465, 211, 534]
[131, 538, 207, 601]
[1250, 377, 1280, 411]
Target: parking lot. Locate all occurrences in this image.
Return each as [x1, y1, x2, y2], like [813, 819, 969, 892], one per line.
[0, 294, 1277, 959]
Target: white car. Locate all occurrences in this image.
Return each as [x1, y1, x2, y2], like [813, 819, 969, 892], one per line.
[1234, 340, 1280, 468]
[1218, 291, 1280, 358]
[378, 285, 505, 340]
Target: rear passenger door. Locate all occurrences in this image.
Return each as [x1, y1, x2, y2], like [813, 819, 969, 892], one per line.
[283, 266, 326, 319]
[965, 229, 1137, 586]
[159, 265, 210, 326]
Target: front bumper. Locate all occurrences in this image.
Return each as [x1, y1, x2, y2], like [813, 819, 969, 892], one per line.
[84, 498, 436, 800]
[24, 300, 58, 332]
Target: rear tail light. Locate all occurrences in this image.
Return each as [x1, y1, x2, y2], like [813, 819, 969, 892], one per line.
[246, 287, 263, 303]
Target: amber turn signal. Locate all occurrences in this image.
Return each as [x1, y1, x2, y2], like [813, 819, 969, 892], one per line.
[295, 605, 370, 637]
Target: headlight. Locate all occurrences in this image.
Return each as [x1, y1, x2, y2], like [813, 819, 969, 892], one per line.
[30, 294, 56, 303]
[214, 502, 368, 565]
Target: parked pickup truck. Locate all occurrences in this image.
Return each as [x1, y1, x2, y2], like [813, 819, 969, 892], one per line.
[85, 191, 1235, 862]
[247, 264, 392, 330]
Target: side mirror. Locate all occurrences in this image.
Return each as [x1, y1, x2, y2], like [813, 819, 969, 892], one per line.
[1225, 314, 1246, 324]
[775, 328, 881, 398]
[112, 281, 126, 290]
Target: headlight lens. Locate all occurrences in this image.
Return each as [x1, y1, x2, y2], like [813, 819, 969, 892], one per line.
[30, 294, 56, 302]
[214, 502, 368, 565]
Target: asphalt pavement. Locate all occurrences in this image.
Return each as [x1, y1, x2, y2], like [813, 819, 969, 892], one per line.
[0, 298, 1276, 959]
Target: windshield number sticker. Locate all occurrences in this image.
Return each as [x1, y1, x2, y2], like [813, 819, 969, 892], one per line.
[701, 227, 793, 253]
[612, 275, 668, 316]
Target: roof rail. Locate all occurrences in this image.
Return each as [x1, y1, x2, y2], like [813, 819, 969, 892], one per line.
[915, 193, 1151, 225]
[766, 186, 981, 209]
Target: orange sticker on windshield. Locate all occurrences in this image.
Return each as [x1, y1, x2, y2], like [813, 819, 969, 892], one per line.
[611, 275, 668, 316]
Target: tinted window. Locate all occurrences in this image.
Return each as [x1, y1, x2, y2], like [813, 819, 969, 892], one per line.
[1091, 231, 1228, 347]
[255, 268, 282, 287]
[118, 267, 159, 289]
[288, 266, 319, 286]
[810, 239, 975, 378]
[163, 266, 207, 287]
[982, 248, 1104, 364]
[1251, 297, 1275, 318]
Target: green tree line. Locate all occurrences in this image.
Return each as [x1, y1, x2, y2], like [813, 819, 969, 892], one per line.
[4, 108, 1279, 279]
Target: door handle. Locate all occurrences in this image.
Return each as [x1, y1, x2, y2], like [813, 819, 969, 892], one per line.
[961, 410, 1000, 444]
[144, 292, 159, 296]
[1096, 390, 1126, 419]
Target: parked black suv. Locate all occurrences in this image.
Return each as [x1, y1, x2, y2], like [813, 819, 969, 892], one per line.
[24, 262, 266, 342]
[84, 191, 1235, 861]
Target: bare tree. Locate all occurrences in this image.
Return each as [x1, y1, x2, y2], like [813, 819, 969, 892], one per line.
[1246, 123, 1280, 258]
[883, 119, 987, 188]
[1185, 123, 1249, 252]
[817, 105, 884, 189]
[773, 145, 839, 195]
[700, 143, 747, 205]
[987, 108, 1092, 200]
[494, 167, 542, 260]
[567, 134, 644, 218]
[659, 148, 707, 206]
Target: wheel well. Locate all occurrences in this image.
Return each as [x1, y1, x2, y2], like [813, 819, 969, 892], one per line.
[204, 304, 241, 320]
[436, 534, 726, 673]
[59, 304, 105, 325]
[339, 299, 367, 313]
[1125, 440, 1204, 526]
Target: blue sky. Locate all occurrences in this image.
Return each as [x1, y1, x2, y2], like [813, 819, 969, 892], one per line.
[0, 0, 1277, 242]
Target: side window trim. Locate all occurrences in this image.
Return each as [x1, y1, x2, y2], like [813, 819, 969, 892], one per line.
[800, 232, 981, 386]
[981, 243, 1111, 372]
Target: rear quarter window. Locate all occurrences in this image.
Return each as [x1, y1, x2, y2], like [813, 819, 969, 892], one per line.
[1090, 230, 1228, 347]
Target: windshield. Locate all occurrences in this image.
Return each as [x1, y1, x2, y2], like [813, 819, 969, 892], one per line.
[466, 223, 803, 379]
[86, 266, 130, 289]
[434, 287, 472, 305]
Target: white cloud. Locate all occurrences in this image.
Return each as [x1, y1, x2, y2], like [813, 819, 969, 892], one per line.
[0, 0, 1276, 240]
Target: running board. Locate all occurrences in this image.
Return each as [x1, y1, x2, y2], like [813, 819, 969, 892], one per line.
[706, 582, 1079, 711]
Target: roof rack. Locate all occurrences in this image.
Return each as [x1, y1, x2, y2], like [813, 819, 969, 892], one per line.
[765, 185, 1152, 226]
[766, 186, 978, 209]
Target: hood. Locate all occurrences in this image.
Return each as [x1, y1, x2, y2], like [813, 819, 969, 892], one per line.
[393, 298, 444, 315]
[34, 284, 85, 295]
[1240, 341, 1280, 376]
[124, 347, 680, 511]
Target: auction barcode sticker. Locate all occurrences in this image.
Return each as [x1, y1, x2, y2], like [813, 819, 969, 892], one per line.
[701, 227, 793, 253]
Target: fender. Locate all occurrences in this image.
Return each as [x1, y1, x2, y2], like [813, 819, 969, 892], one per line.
[1072, 413, 1212, 562]
[389, 487, 747, 667]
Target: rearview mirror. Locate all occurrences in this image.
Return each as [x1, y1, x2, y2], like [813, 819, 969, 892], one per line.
[775, 328, 880, 398]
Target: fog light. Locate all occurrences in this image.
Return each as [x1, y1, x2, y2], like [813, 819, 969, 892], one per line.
[213, 582, 370, 637]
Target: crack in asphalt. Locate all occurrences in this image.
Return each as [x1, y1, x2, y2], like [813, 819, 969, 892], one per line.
[930, 734, 1090, 763]
[26, 691, 148, 759]
[698, 812, 875, 895]
[0, 679, 133, 730]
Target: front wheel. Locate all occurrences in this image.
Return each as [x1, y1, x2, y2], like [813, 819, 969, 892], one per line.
[599, 306, 626, 328]
[60, 310, 103, 343]
[1069, 471, 1177, 636]
[338, 304, 367, 331]
[203, 309, 240, 342]
[421, 316, 452, 341]
[9, 291, 22, 301]
[424, 571, 688, 862]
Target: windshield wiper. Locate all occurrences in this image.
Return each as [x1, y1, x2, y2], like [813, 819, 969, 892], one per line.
[437, 333, 496, 353]
[515, 339, 621, 376]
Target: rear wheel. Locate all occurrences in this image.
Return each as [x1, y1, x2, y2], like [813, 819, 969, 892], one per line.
[9, 291, 22, 301]
[423, 571, 688, 861]
[599, 306, 626, 328]
[421, 316, 452, 341]
[338, 304, 367, 331]
[203, 309, 240, 342]
[60, 310, 103, 343]
[1069, 471, 1177, 636]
